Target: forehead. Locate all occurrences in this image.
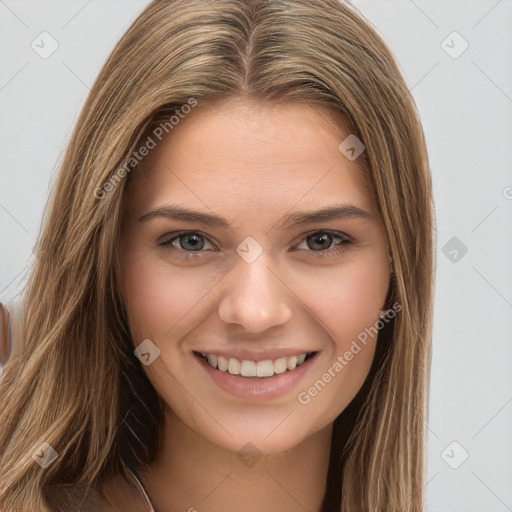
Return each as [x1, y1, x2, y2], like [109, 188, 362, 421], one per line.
[125, 98, 375, 217]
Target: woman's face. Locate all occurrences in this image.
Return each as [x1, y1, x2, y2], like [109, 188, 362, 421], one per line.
[118, 97, 392, 455]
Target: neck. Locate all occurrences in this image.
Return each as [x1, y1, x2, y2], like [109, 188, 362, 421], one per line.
[139, 406, 333, 512]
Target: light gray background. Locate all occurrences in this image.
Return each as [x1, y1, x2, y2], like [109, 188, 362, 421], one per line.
[1, 1, 511, 510]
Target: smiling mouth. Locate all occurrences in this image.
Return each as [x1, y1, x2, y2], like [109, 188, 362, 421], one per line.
[194, 351, 318, 378]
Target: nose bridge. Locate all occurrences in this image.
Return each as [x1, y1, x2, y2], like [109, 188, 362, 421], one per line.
[217, 248, 293, 333]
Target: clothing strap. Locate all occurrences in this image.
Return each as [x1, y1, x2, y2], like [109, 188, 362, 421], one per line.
[126, 466, 157, 512]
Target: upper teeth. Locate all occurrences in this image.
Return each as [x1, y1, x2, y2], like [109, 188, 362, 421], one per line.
[202, 353, 309, 377]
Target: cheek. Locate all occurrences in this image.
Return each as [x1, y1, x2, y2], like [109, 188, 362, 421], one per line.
[293, 264, 389, 427]
[120, 255, 213, 341]
[303, 259, 390, 348]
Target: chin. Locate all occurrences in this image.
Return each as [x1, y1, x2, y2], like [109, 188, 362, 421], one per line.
[194, 413, 327, 458]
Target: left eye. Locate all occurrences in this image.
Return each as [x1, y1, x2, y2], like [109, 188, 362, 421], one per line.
[295, 231, 351, 254]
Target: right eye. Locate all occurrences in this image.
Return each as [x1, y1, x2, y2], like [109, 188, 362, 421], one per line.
[158, 231, 217, 258]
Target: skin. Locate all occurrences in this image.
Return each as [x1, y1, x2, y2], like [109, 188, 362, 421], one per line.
[105, 97, 392, 511]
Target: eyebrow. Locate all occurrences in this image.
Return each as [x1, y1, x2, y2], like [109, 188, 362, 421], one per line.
[137, 203, 374, 228]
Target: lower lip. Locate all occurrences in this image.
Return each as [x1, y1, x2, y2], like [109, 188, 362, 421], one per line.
[195, 352, 319, 400]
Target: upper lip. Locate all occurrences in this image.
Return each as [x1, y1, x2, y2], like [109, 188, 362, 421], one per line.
[193, 348, 319, 362]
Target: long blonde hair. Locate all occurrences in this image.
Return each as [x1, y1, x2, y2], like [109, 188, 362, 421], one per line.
[0, 1, 435, 510]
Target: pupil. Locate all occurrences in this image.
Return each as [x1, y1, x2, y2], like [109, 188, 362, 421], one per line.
[181, 234, 203, 251]
[308, 233, 331, 251]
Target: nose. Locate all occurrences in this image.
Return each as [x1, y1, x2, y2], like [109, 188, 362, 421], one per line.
[217, 250, 293, 334]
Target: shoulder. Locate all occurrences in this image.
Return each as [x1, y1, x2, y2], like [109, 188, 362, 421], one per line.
[45, 485, 108, 512]
[45, 472, 146, 512]
[100, 472, 150, 511]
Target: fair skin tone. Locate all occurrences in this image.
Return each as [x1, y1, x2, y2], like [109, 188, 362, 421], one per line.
[102, 97, 391, 511]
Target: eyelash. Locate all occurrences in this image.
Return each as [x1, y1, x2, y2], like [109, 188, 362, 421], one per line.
[157, 230, 353, 260]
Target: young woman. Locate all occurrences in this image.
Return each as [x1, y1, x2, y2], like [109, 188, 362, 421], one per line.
[0, 1, 435, 511]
